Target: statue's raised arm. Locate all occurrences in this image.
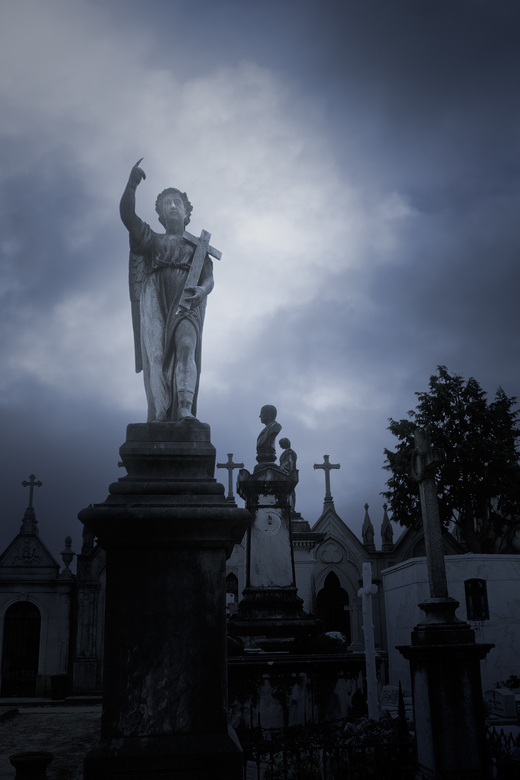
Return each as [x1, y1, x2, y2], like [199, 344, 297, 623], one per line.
[120, 158, 147, 236]
[120, 159, 216, 423]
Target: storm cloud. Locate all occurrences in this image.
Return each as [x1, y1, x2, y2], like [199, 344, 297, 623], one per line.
[1, 0, 519, 558]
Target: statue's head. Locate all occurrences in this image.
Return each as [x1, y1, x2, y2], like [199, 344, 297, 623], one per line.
[155, 188, 193, 228]
[260, 405, 277, 425]
[279, 438, 291, 449]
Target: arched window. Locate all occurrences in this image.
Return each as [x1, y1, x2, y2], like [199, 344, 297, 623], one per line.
[1, 602, 41, 696]
[464, 579, 489, 621]
[316, 572, 351, 643]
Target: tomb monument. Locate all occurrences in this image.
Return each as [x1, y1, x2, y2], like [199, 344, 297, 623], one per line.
[79, 159, 250, 779]
[398, 428, 494, 779]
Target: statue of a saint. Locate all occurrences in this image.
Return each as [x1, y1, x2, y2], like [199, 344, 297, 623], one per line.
[256, 405, 282, 466]
[279, 438, 297, 474]
[120, 159, 214, 422]
[279, 437, 297, 511]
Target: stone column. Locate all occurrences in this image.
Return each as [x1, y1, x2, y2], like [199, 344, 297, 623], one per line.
[358, 562, 379, 720]
[398, 429, 493, 779]
[79, 420, 250, 780]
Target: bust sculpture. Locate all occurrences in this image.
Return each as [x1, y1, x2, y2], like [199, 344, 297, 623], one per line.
[120, 159, 216, 422]
[256, 405, 282, 465]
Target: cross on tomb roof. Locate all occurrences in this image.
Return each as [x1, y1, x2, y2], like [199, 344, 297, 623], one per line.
[21, 474, 42, 509]
[216, 453, 244, 500]
[313, 455, 340, 502]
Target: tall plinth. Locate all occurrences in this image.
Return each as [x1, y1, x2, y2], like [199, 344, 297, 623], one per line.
[399, 429, 495, 780]
[398, 600, 494, 780]
[229, 464, 321, 647]
[79, 420, 250, 780]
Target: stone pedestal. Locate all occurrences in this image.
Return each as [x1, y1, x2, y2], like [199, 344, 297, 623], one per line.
[398, 599, 494, 780]
[229, 465, 321, 648]
[79, 420, 250, 780]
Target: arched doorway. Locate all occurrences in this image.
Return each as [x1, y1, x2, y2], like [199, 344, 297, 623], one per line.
[226, 573, 239, 616]
[1, 602, 41, 696]
[316, 572, 351, 643]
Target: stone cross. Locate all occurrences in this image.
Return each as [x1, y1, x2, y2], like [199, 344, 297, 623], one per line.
[217, 453, 244, 500]
[177, 229, 222, 314]
[21, 474, 42, 509]
[358, 561, 379, 720]
[410, 428, 449, 600]
[313, 455, 340, 501]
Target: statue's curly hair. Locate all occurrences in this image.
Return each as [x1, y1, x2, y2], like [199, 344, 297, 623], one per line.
[155, 188, 193, 227]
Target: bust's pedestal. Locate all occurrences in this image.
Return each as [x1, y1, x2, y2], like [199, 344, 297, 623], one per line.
[229, 464, 321, 648]
[79, 421, 250, 780]
[398, 599, 494, 780]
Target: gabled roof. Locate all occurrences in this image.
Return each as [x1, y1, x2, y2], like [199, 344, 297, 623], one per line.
[313, 502, 367, 558]
[0, 532, 60, 581]
[392, 523, 464, 560]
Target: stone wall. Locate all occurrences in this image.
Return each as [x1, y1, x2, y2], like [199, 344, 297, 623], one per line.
[382, 554, 520, 693]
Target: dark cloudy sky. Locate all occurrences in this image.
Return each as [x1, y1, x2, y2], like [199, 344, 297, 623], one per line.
[1, 0, 519, 564]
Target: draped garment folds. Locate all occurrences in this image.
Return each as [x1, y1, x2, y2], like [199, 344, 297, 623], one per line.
[128, 219, 212, 421]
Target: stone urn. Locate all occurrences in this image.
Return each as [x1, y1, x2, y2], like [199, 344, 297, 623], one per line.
[9, 752, 54, 779]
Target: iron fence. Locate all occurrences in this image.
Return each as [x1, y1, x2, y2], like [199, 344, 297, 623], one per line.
[237, 714, 414, 780]
[238, 721, 520, 780]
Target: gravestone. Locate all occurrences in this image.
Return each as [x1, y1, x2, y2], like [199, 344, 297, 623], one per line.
[227, 410, 363, 730]
[229, 405, 319, 646]
[485, 689, 518, 720]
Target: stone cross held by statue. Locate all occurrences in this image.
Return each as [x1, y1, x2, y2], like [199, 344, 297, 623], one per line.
[216, 453, 244, 500]
[410, 428, 449, 600]
[313, 455, 340, 501]
[21, 474, 42, 509]
[176, 229, 222, 315]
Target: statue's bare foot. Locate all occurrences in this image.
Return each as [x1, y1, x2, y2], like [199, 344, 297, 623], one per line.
[178, 406, 196, 421]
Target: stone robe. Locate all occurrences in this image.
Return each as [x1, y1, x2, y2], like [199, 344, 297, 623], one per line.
[128, 220, 212, 421]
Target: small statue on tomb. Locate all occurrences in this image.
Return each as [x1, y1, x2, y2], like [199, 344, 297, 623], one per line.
[279, 437, 297, 511]
[256, 405, 282, 466]
[279, 438, 297, 474]
[120, 159, 220, 422]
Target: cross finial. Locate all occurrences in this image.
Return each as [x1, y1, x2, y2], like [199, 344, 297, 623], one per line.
[21, 474, 42, 509]
[313, 455, 340, 502]
[216, 453, 244, 500]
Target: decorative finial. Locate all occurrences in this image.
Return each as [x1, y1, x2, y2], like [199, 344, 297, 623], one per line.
[20, 474, 43, 535]
[216, 454, 244, 500]
[59, 536, 76, 580]
[314, 455, 340, 503]
[362, 504, 375, 550]
[21, 474, 42, 509]
[381, 503, 394, 551]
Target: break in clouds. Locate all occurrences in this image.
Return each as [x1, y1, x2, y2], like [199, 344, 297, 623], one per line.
[1, 0, 519, 557]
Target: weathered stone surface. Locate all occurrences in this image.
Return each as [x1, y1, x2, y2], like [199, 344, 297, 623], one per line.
[397, 428, 494, 779]
[255, 405, 282, 469]
[485, 688, 518, 719]
[228, 652, 366, 729]
[120, 160, 220, 423]
[79, 420, 250, 778]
